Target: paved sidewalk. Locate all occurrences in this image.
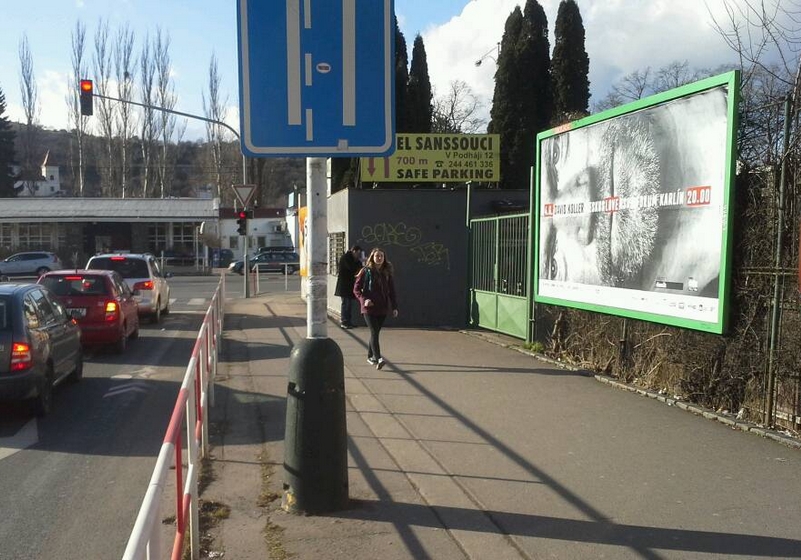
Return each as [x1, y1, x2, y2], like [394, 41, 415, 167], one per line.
[203, 290, 801, 560]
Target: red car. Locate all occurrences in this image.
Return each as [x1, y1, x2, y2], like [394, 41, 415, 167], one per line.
[38, 270, 140, 353]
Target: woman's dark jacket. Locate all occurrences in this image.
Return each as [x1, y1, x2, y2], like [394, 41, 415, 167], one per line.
[334, 251, 361, 297]
[353, 266, 397, 316]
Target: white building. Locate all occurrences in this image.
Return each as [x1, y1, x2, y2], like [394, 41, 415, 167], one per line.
[13, 151, 65, 197]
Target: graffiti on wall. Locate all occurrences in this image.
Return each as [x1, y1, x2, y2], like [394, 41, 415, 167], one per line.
[361, 222, 450, 269]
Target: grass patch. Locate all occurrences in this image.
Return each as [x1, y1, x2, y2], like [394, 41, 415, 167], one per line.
[522, 341, 544, 353]
[259, 450, 291, 559]
[264, 521, 289, 560]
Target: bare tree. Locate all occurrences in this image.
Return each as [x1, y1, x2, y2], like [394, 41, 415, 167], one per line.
[432, 80, 486, 133]
[114, 25, 137, 199]
[202, 53, 229, 200]
[93, 19, 117, 196]
[139, 34, 158, 198]
[708, 0, 801, 160]
[18, 34, 39, 196]
[67, 21, 88, 196]
[594, 62, 718, 113]
[154, 28, 177, 198]
[654, 60, 706, 92]
[709, 0, 800, 97]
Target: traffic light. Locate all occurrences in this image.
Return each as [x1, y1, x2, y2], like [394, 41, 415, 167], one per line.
[79, 79, 93, 116]
[236, 210, 248, 236]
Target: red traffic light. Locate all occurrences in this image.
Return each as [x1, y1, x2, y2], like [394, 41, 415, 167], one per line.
[79, 79, 94, 116]
[238, 210, 247, 219]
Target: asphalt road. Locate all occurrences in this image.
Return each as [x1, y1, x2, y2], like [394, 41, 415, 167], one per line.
[0, 275, 222, 560]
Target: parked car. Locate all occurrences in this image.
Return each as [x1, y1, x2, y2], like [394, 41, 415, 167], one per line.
[0, 282, 83, 416]
[212, 248, 234, 268]
[254, 246, 295, 254]
[0, 252, 63, 278]
[228, 251, 300, 275]
[38, 270, 140, 353]
[85, 253, 172, 323]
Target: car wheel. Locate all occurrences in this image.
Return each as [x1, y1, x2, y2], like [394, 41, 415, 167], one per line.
[114, 326, 128, 354]
[151, 301, 162, 324]
[130, 320, 140, 340]
[70, 350, 84, 383]
[163, 297, 170, 316]
[36, 267, 50, 277]
[32, 366, 54, 417]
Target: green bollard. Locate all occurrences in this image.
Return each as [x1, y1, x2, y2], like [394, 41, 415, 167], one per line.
[282, 337, 349, 514]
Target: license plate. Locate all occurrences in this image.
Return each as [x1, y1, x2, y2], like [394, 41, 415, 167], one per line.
[68, 308, 87, 318]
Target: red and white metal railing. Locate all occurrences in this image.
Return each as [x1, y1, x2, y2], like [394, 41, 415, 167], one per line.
[122, 273, 225, 560]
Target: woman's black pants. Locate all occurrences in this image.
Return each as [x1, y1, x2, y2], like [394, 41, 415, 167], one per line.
[363, 314, 387, 360]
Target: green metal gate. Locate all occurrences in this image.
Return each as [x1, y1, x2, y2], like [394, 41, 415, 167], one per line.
[469, 213, 529, 339]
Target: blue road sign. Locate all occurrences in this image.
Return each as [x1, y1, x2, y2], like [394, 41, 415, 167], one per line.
[237, 0, 395, 157]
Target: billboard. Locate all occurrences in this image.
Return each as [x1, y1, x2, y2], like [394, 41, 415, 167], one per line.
[534, 71, 739, 334]
[360, 133, 500, 183]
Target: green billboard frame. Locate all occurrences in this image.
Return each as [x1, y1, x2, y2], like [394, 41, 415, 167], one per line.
[531, 70, 740, 334]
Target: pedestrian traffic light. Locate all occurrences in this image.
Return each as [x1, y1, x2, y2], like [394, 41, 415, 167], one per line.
[236, 210, 248, 236]
[79, 79, 93, 116]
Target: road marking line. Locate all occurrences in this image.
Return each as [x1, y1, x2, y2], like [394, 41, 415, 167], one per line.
[286, 0, 302, 125]
[0, 419, 38, 461]
[343, 0, 356, 126]
[104, 381, 150, 398]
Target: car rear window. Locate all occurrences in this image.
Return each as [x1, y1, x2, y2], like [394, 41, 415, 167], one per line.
[41, 275, 111, 297]
[0, 296, 9, 331]
[87, 257, 149, 279]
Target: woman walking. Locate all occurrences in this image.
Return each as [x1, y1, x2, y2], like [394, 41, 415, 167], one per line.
[353, 248, 398, 370]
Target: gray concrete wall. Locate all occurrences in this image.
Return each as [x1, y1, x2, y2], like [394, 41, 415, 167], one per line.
[327, 188, 528, 328]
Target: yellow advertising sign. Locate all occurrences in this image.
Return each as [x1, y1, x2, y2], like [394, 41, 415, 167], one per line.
[360, 133, 500, 183]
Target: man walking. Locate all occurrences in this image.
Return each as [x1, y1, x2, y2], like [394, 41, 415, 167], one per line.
[335, 244, 362, 329]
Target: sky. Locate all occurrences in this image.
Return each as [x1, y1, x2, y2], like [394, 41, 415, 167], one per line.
[0, 0, 782, 143]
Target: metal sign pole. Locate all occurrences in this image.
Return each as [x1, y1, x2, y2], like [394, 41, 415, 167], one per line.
[243, 224, 249, 299]
[306, 158, 327, 338]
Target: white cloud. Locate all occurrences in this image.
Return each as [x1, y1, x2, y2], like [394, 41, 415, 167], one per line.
[9, 69, 72, 131]
[421, 0, 751, 129]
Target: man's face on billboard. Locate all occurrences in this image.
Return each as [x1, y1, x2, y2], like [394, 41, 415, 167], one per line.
[540, 116, 662, 287]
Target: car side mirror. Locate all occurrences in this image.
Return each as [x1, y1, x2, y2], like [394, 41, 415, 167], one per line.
[165, 272, 174, 279]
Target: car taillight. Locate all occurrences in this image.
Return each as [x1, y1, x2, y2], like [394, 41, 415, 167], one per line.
[11, 342, 32, 372]
[105, 301, 119, 321]
[133, 280, 153, 291]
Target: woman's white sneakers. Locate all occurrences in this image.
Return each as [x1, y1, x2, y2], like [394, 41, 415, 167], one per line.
[367, 357, 386, 369]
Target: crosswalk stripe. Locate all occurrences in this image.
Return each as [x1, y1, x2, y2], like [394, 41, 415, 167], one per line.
[187, 298, 207, 306]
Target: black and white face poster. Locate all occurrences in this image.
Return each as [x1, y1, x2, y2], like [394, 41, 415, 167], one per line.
[536, 79, 736, 333]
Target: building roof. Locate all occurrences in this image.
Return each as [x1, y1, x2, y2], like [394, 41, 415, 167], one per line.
[0, 197, 220, 223]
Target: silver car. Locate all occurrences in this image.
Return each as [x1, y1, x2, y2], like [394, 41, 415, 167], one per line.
[0, 252, 63, 278]
[85, 253, 172, 323]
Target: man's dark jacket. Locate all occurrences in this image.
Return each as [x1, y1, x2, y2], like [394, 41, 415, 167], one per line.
[335, 251, 361, 298]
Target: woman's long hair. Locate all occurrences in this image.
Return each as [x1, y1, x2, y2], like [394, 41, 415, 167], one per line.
[365, 247, 393, 277]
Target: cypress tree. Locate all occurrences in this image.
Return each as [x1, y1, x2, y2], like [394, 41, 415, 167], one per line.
[394, 18, 410, 133]
[489, 1, 553, 190]
[488, 7, 524, 188]
[0, 87, 17, 198]
[552, 0, 590, 120]
[406, 35, 433, 133]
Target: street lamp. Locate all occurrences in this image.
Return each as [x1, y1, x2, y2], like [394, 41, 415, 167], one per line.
[475, 42, 500, 67]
